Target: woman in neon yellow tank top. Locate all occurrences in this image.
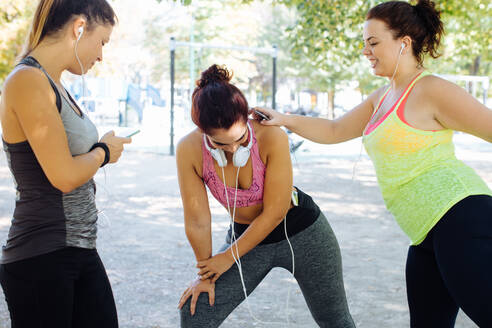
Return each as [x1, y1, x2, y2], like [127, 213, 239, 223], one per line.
[254, 0, 492, 327]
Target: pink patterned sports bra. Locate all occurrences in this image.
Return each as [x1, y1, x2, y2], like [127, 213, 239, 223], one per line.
[201, 121, 266, 208]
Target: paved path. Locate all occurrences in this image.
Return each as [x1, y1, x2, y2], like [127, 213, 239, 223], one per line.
[0, 134, 489, 327]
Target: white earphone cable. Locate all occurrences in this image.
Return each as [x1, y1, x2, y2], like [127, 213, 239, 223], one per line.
[74, 36, 86, 105]
[222, 167, 263, 324]
[220, 164, 292, 326]
[390, 47, 403, 83]
[283, 215, 295, 325]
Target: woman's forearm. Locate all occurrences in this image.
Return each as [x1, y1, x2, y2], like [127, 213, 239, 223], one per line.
[70, 149, 105, 186]
[49, 148, 104, 193]
[283, 114, 337, 144]
[185, 224, 213, 262]
[224, 212, 285, 261]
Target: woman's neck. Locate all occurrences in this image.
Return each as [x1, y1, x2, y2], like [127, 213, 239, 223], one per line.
[28, 40, 72, 84]
[390, 62, 424, 91]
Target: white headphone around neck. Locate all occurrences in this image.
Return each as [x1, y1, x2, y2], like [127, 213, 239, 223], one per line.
[77, 26, 84, 41]
[203, 122, 253, 168]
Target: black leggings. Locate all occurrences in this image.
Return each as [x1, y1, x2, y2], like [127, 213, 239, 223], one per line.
[0, 247, 118, 328]
[406, 195, 492, 328]
[180, 213, 355, 328]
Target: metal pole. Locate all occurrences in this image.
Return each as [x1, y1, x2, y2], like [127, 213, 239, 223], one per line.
[189, 12, 195, 103]
[174, 41, 275, 55]
[483, 79, 489, 105]
[272, 45, 277, 110]
[170, 37, 176, 156]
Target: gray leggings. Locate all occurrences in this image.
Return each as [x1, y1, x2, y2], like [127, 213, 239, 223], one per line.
[180, 213, 355, 327]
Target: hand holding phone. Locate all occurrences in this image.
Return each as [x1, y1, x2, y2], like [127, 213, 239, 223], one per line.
[253, 109, 270, 121]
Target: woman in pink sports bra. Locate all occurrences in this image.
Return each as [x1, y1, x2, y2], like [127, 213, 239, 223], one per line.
[176, 64, 355, 328]
[254, 1, 492, 327]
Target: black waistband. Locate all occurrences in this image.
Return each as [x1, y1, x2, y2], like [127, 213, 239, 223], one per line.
[227, 187, 321, 245]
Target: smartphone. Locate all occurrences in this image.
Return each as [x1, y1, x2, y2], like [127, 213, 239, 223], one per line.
[126, 130, 141, 138]
[254, 109, 270, 121]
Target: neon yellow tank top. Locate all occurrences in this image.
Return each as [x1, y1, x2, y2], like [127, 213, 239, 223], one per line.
[363, 72, 492, 245]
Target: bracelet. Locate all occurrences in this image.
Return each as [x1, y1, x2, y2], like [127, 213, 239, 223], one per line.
[89, 142, 110, 167]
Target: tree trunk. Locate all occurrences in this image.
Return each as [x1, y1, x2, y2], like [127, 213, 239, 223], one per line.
[468, 56, 481, 94]
[470, 55, 481, 75]
[327, 89, 335, 119]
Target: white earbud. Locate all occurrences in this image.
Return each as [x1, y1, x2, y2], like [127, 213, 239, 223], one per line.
[77, 26, 84, 41]
[203, 122, 253, 168]
[74, 24, 86, 103]
[399, 43, 405, 55]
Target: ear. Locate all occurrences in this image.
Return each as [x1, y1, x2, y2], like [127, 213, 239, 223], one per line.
[400, 36, 412, 54]
[72, 17, 87, 41]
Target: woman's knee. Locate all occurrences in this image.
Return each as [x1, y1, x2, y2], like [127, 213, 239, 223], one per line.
[179, 295, 221, 328]
[312, 309, 355, 328]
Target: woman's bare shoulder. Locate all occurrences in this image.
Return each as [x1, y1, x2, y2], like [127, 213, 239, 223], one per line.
[250, 119, 289, 160]
[176, 128, 203, 163]
[3, 65, 51, 99]
[251, 119, 287, 142]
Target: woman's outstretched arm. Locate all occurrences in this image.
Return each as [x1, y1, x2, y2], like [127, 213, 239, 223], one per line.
[428, 76, 492, 143]
[253, 86, 385, 144]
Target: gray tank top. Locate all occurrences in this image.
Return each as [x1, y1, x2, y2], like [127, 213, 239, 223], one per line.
[1, 56, 100, 264]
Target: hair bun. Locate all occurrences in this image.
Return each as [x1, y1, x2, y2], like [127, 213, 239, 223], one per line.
[414, 0, 440, 20]
[197, 64, 232, 88]
[413, 0, 443, 58]
[415, 0, 433, 8]
[413, 0, 438, 13]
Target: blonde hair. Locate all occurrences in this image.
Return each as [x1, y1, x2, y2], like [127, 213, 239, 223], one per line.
[18, 0, 116, 61]
[19, 0, 57, 60]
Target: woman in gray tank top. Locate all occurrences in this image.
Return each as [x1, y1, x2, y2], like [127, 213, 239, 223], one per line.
[0, 1, 131, 327]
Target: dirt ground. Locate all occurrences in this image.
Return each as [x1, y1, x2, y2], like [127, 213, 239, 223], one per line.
[0, 134, 489, 328]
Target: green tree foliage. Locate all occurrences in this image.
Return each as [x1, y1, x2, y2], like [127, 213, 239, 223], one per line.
[145, 0, 293, 104]
[0, 1, 36, 84]
[156, 0, 361, 113]
[279, 0, 380, 112]
[434, 0, 491, 76]
[4, 0, 487, 103]
[236, 0, 491, 102]
[275, 0, 491, 92]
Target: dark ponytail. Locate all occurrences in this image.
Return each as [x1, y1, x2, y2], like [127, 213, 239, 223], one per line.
[413, 0, 443, 61]
[20, 0, 116, 59]
[191, 65, 249, 134]
[367, 0, 444, 66]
